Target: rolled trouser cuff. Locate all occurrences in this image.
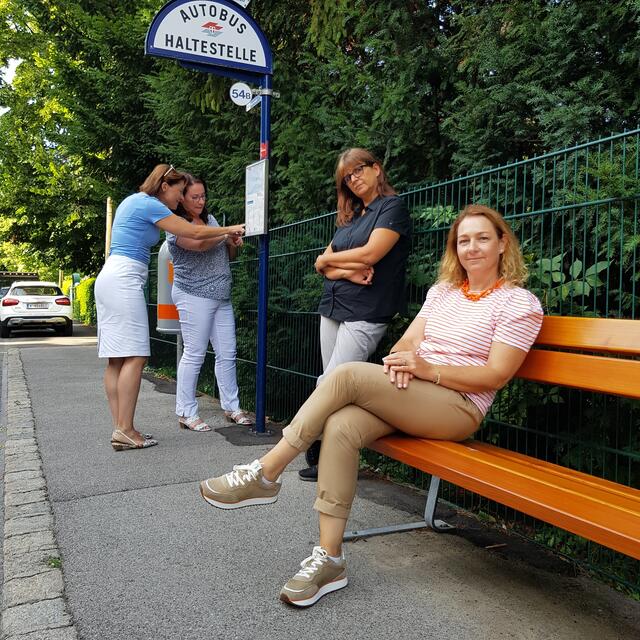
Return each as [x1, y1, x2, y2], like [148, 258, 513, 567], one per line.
[282, 425, 314, 452]
[313, 496, 351, 520]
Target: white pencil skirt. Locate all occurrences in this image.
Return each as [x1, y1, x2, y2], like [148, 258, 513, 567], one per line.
[95, 255, 150, 358]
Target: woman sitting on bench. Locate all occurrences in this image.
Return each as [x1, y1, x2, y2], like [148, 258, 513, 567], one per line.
[199, 204, 543, 607]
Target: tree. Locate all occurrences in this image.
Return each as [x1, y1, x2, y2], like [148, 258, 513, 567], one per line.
[1, 1, 639, 274]
[442, 1, 640, 171]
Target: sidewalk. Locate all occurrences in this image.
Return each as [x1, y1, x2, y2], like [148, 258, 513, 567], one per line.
[2, 343, 639, 639]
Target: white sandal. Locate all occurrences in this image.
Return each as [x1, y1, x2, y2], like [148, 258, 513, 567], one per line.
[178, 416, 212, 432]
[224, 410, 253, 426]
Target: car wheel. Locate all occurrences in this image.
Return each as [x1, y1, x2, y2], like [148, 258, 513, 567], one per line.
[63, 322, 73, 337]
[1, 323, 11, 339]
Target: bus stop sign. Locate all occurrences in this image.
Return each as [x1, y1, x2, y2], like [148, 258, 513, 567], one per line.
[145, 0, 272, 78]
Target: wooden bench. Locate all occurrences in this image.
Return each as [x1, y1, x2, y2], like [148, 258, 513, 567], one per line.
[344, 317, 640, 561]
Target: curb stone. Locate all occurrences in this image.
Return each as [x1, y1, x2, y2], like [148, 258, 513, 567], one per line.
[2, 350, 79, 640]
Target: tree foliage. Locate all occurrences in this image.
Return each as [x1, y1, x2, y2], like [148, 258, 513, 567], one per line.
[0, 0, 638, 273]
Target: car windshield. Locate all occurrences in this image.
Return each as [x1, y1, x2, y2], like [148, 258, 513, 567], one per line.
[12, 286, 63, 296]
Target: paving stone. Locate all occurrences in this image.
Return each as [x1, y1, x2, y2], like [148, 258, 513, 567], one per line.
[4, 570, 65, 607]
[5, 440, 37, 452]
[5, 501, 51, 520]
[5, 458, 42, 474]
[7, 406, 33, 417]
[6, 429, 36, 440]
[7, 420, 35, 437]
[7, 437, 38, 444]
[4, 626, 78, 640]
[5, 470, 42, 483]
[5, 530, 57, 556]
[5, 476, 46, 493]
[7, 418, 35, 428]
[4, 550, 57, 581]
[2, 598, 72, 636]
[6, 408, 33, 416]
[5, 489, 47, 507]
[2, 347, 78, 640]
[9, 399, 31, 406]
[5, 450, 40, 462]
[7, 420, 34, 429]
[5, 452, 40, 462]
[5, 513, 54, 537]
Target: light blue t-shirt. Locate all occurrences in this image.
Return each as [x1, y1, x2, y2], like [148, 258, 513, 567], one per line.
[109, 192, 173, 264]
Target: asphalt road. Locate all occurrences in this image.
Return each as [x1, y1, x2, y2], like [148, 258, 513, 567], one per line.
[0, 322, 98, 349]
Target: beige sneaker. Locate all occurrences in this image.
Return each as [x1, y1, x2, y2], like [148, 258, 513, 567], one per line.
[279, 546, 348, 607]
[199, 460, 281, 509]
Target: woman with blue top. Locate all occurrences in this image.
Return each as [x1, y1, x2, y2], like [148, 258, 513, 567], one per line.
[167, 174, 252, 432]
[95, 164, 244, 451]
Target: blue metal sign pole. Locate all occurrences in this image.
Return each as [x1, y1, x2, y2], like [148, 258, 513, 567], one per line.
[254, 74, 272, 434]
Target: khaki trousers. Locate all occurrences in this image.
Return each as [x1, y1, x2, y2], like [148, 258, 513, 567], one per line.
[282, 362, 484, 519]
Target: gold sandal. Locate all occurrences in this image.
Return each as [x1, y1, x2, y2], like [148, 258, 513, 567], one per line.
[111, 429, 158, 451]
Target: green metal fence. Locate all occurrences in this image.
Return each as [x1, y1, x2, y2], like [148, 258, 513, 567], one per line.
[149, 129, 640, 592]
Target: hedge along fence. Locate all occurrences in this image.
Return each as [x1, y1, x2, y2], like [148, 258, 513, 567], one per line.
[61, 275, 97, 325]
[61, 276, 73, 296]
[73, 277, 97, 325]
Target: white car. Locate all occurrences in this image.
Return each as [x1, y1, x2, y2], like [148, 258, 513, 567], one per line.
[1, 281, 73, 338]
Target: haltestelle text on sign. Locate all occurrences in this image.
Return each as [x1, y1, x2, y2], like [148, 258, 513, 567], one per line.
[163, 34, 258, 63]
[147, 0, 270, 73]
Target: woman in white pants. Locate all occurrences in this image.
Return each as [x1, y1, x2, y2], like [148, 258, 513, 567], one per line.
[167, 175, 251, 432]
[299, 148, 412, 480]
[95, 164, 244, 451]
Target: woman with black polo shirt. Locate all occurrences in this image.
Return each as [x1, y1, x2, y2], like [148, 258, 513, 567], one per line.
[299, 148, 411, 480]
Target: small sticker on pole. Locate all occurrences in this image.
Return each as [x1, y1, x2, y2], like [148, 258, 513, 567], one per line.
[230, 82, 253, 106]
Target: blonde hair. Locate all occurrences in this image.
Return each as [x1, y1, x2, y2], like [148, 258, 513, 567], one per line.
[334, 148, 396, 227]
[437, 204, 528, 287]
[139, 164, 186, 198]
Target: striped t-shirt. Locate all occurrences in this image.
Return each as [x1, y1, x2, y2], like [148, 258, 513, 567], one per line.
[416, 282, 543, 415]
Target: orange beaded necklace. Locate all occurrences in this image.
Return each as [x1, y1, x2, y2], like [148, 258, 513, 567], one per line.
[460, 278, 504, 302]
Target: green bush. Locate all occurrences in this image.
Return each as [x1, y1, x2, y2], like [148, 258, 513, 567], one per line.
[74, 277, 97, 325]
[61, 277, 73, 296]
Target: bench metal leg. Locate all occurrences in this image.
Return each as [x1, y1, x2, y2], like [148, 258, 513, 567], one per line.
[343, 475, 455, 541]
[424, 476, 456, 532]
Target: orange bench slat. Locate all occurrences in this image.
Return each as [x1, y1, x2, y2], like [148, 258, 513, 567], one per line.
[369, 435, 640, 560]
[536, 316, 640, 355]
[516, 350, 640, 399]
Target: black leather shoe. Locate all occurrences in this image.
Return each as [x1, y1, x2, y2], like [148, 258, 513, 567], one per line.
[298, 465, 318, 482]
[305, 440, 322, 467]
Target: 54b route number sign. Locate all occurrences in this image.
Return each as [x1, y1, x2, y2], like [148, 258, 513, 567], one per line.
[230, 82, 252, 105]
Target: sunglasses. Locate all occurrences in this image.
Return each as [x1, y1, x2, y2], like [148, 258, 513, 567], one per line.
[162, 164, 175, 179]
